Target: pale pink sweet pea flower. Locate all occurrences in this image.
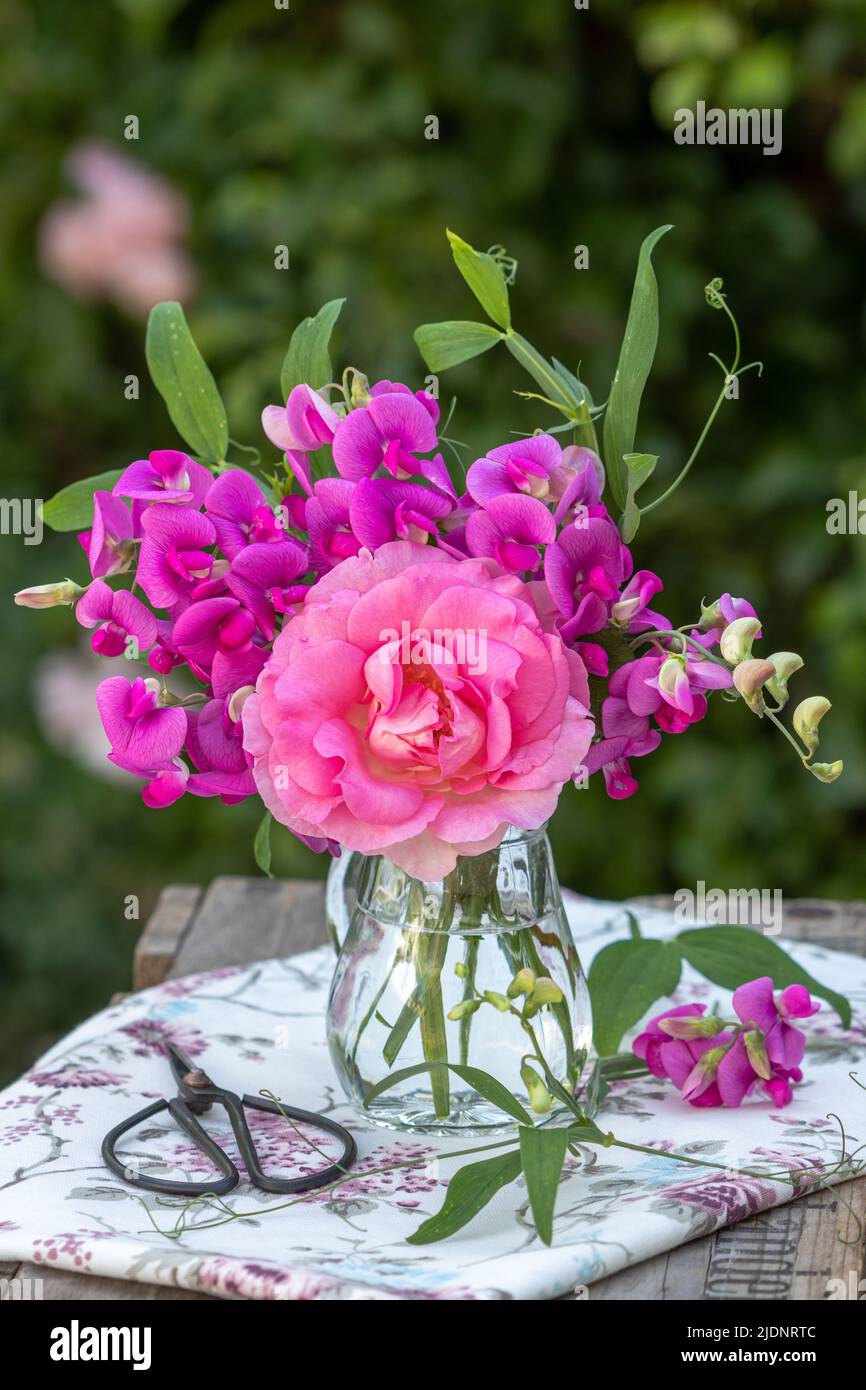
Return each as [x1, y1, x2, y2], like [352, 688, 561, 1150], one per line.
[242, 540, 593, 880]
[75, 579, 157, 657]
[262, 385, 341, 454]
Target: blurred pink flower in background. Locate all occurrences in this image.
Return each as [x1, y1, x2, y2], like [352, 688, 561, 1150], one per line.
[39, 142, 195, 315]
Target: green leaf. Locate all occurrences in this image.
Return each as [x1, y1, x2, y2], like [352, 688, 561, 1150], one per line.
[446, 230, 511, 329]
[363, 1060, 534, 1126]
[676, 927, 851, 1028]
[407, 1148, 523, 1245]
[414, 320, 502, 372]
[279, 297, 345, 400]
[588, 938, 682, 1056]
[620, 451, 658, 542]
[145, 302, 228, 463]
[602, 225, 672, 510]
[519, 1125, 570, 1245]
[253, 812, 273, 879]
[39, 470, 123, 532]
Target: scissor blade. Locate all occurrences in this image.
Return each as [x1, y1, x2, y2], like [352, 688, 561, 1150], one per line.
[166, 1042, 203, 1085]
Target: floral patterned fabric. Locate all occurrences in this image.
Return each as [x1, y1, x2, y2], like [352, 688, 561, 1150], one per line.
[0, 895, 863, 1301]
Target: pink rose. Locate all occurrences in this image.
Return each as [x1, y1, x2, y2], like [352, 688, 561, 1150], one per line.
[242, 540, 593, 878]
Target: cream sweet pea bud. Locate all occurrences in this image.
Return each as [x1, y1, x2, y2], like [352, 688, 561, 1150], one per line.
[482, 990, 511, 1012]
[507, 967, 536, 999]
[793, 696, 831, 757]
[808, 759, 844, 784]
[524, 976, 564, 1017]
[227, 684, 256, 724]
[744, 1029, 772, 1081]
[520, 1062, 553, 1115]
[764, 651, 804, 709]
[733, 658, 776, 715]
[719, 616, 762, 665]
[658, 1014, 726, 1039]
[14, 578, 85, 609]
[349, 370, 371, 408]
[447, 998, 480, 1022]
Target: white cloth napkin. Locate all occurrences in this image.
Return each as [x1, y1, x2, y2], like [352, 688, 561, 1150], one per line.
[0, 895, 863, 1300]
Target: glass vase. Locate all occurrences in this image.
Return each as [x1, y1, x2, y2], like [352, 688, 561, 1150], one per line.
[326, 826, 592, 1135]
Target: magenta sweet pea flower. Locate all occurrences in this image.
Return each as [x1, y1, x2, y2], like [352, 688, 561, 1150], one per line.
[306, 478, 362, 570]
[226, 539, 310, 640]
[349, 478, 454, 551]
[96, 675, 186, 771]
[610, 570, 667, 633]
[370, 378, 440, 426]
[550, 446, 604, 522]
[633, 1005, 710, 1076]
[332, 391, 437, 481]
[466, 434, 562, 505]
[137, 503, 217, 609]
[172, 596, 258, 679]
[114, 449, 212, 508]
[699, 592, 761, 645]
[205, 471, 285, 560]
[732, 977, 820, 1072]
[182, 695, 256, 803]
[75, 579, 157, 657]
[465, 494, 556, 575]
[79, 491, 135, 579]
[262, 385, 341, 454]
[647, 651, 733, 720]
[544, 515, 626, 640]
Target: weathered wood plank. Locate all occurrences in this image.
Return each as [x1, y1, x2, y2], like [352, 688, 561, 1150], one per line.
[167, 875, 328, 979]
[628, 894, 866, 954]
[133, 884, 202, 990]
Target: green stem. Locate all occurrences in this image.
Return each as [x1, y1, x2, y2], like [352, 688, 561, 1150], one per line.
[418, 929, 450, 1118]
[459, 935, 480, 1066]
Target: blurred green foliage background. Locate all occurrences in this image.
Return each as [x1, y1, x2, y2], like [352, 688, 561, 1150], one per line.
[1, 0, 864, 1083]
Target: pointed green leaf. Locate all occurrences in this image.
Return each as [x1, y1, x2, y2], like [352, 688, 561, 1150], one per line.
[676, 926, 851, 1028]
[588, 938, 682, 1056]
[414, 321, 503, 372]
[253, 812, 273, 879]
[39, 470, 124, 532]
[280, 298, 345, 400]
[519, 1125, 570, 1245]
[407, 1148, 523, 1245]
[602, 225, 672, 510]
[145, 302, 228, 463]
[446, 230, 511, 329]
[620, 451, 658, 542]
[363, 1060, 534, 1126]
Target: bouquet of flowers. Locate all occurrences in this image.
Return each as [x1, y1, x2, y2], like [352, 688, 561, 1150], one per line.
[16, 228, 850, 1179]
[19, 227, 841, 859]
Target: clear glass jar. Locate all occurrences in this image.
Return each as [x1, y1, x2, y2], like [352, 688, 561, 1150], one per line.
[326, 826, 592, 1135]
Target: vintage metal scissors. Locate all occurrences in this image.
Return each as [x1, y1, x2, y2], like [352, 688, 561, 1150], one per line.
[102, 1043, 357, 1197]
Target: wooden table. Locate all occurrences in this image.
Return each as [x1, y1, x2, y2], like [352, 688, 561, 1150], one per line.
[4, 881, 864, 1301]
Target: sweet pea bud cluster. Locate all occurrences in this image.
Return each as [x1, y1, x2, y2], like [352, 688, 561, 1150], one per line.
[718, 616, 842, 783]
